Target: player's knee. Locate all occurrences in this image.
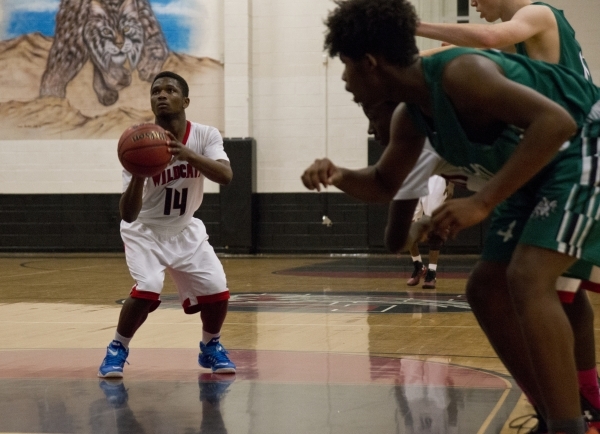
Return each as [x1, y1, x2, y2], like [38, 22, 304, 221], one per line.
[427, 233, 444, 250]
[466, 264, 509, 311]
[506, 262, 535, 293]
[465, 270, 486, 309]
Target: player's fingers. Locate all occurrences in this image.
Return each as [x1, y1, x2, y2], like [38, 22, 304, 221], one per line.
[317, 162, 333, 187]
[301, 166, 322, 192]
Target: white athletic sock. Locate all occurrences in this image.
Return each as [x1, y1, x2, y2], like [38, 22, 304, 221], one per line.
[412, 255, 422, 263]
[428, 264, 437, 271]
[202, 330, 220, 345]
[114, 332, 132, 349]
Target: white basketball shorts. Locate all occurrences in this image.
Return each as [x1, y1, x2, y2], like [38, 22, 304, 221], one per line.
[120, 218, 229, 314]
[413, 175, 447, 221]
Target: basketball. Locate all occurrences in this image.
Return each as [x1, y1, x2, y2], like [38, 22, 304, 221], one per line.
[117, 123, 171, 177]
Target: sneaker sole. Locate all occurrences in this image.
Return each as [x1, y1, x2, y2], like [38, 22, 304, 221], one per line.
[422, 283, 436, 289]
[98, 371, 124, 379]
[213, 367, 236, 374]
[199, 361, 236, 374]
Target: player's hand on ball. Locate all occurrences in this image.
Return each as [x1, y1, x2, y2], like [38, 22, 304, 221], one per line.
[165, 131, 191, 162]
[432, 196, 490, 239]
[301, 158, 342, 192]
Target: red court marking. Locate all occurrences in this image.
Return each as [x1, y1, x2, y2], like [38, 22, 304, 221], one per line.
[0, 349, 506, 389]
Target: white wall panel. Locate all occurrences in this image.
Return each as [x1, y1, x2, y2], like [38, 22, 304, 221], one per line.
[3, 0, 600, 194]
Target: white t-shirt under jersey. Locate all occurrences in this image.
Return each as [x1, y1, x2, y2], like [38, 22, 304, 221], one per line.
[393, 139, 488, 200]
[121, 121, 229, 229]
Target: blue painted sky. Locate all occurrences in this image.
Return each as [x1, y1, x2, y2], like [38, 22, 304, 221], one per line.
[2, 0, 195, 53]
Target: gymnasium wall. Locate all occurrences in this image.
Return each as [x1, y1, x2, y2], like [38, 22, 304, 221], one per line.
[0, 0, 598, 253]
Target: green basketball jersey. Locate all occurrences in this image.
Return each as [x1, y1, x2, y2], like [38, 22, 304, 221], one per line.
[515, 2, 592, 82]
[406, 47, 600, 176]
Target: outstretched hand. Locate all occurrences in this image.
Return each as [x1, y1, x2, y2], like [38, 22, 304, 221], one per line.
[301, 158, 343, 192]
[431, 196, 491, 239]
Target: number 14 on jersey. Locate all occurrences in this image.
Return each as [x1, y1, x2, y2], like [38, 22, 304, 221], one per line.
[164, 188, 188, 216]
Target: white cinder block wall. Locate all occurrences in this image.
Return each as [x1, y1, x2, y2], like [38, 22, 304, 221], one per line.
[1, 1, 599, 194]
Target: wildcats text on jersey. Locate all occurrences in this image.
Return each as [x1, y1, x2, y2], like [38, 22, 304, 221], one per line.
[151, 163, 201, 186]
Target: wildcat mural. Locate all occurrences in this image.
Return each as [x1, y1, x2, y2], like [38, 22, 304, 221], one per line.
[0, 0, 223, 140]
[40, 0, 169, 106]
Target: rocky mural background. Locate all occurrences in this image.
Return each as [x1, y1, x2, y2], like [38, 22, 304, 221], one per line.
[0, 0, 223, 140]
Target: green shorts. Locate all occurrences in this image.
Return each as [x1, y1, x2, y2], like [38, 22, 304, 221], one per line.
[481, 121, 600, 275]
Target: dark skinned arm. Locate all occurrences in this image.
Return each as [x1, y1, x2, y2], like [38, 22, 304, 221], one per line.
[301, 104, 426, 203]
[432, 54, 577, 236]
[120, 176, 146, 223]
[385, 198, 420, 253]
[166, 131, 233, 185]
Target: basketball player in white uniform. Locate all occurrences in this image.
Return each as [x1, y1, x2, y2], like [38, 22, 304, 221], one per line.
[404, 175, 450, 289]
[99, 71, 236, 377]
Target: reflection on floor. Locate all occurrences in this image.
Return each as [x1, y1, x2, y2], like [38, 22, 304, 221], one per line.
[0, 254, 583, 433]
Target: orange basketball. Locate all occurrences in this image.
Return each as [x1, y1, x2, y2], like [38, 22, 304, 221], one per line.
[117, 123, 171, 177]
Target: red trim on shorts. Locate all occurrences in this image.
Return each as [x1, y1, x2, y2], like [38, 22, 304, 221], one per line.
[182, 291, 230, 315]
[557, 290, 576, 304]
[130, 285, 162, 312]
[182, 121, 191, 145]
[581, 280, 600, 294]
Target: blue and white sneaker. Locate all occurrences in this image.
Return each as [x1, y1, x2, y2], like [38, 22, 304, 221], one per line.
[98, 340, 129, 378]
[99, 379, 129, 408]
[198, 339, 236, 374]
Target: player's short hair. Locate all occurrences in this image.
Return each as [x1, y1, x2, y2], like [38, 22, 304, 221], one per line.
[324, 0, 419, 67]
[152, 71, 189, 97]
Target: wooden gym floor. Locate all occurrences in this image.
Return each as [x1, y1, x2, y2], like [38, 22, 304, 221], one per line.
[0, 253, 596, 433]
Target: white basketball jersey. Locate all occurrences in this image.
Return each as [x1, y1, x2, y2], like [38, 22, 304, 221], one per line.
[122, 121, 228, 228]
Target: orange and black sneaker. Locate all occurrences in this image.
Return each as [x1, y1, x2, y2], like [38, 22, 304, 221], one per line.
[423, 269, 437, 289]
[407, 261, 427, 286]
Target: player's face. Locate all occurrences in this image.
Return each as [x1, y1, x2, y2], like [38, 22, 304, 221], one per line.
[363, 101, 396, 146]
[471, 0, 502, 23]
[340, 54, 386, 107]
[150, 77, 189, 117]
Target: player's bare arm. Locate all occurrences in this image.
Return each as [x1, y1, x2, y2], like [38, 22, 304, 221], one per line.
[301, 105, 425, 203]
[417, 4, 555, 53]
[431, 54, 577, 235]
[166, 132, 233, 185]
[385, 198, 420, 253]
[120, 177, 145, 223]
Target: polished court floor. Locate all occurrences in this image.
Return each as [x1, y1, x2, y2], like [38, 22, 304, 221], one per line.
[1, 253, 596, 433]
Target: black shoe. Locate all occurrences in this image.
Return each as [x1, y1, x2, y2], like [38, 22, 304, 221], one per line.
[422, 269, 437, 289]
[407, 261, 426, 286]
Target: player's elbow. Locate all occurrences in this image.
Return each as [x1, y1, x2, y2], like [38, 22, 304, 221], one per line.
[563, 116, 578, 140]
[120, 210, 139, 224]
[119, 204, 140, 223]
[219, 170, 233, 186]
[549, 113, 578, 148]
